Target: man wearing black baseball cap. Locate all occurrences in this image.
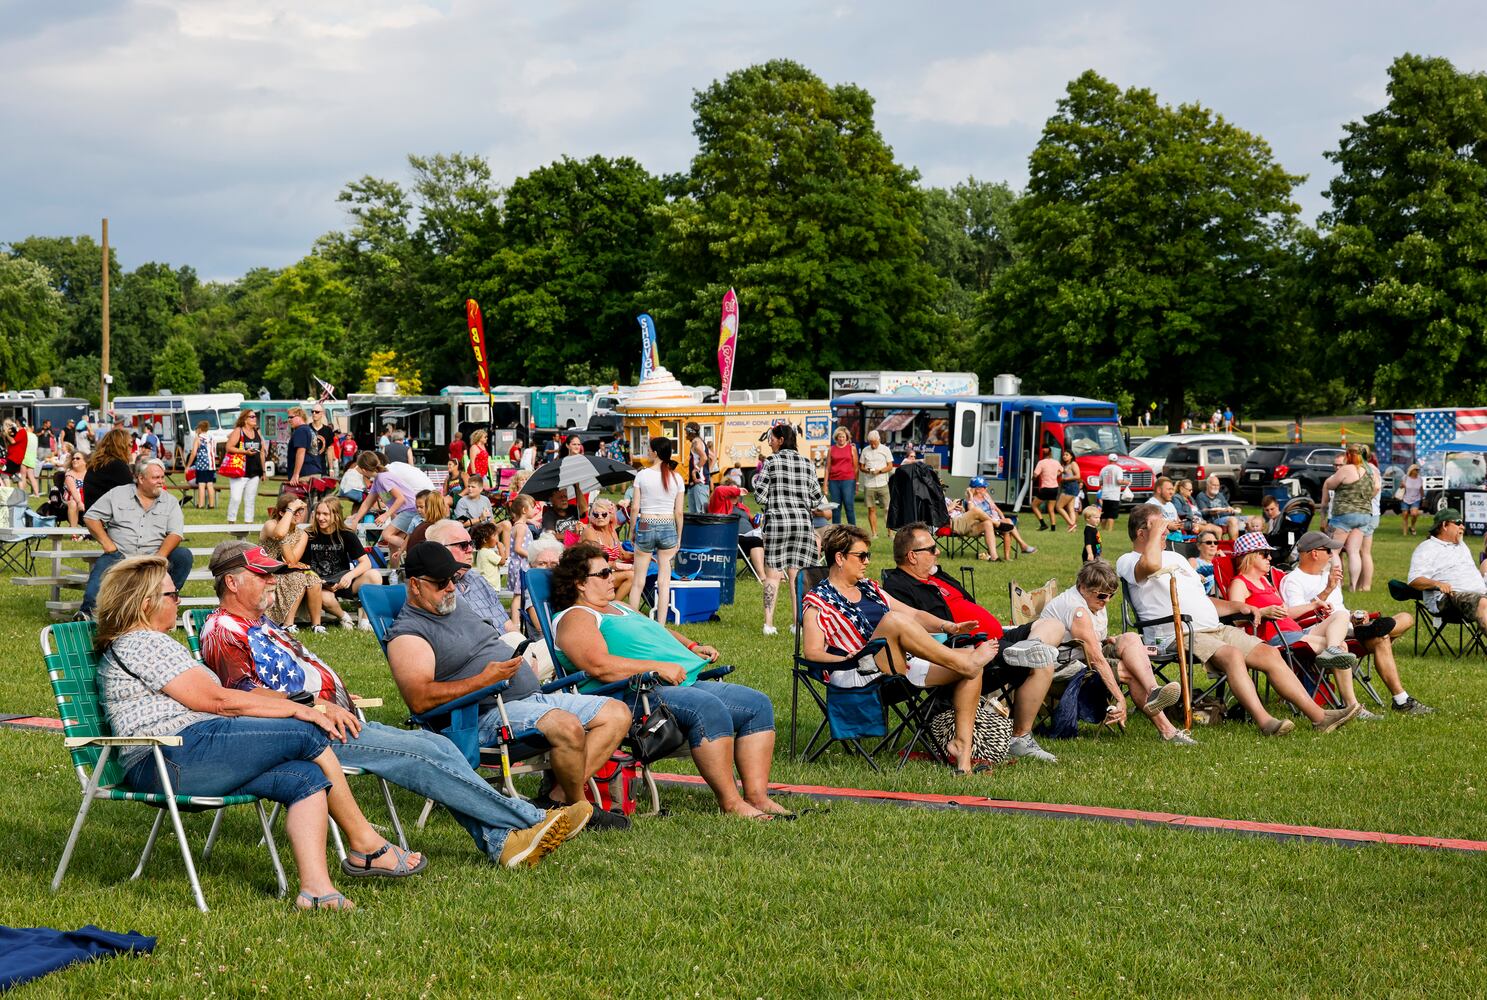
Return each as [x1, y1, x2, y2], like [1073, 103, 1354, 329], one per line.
[1408, 508, 1487, 636]
[1281, 532, 1432, 715]
[199, 539, 589, 868]
[387, 542, 632, 830]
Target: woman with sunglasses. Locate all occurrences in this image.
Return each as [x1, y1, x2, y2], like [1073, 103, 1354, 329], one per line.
[801, 525, 998, 775]
[550, 543, 789, 820]
[1038, 559, 1193, 744]
[94, 554, 392, 911]
[1188, 527, 1223, 595]
[580, 498, 633, 602]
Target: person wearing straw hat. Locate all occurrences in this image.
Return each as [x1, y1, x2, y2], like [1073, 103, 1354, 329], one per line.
[1116, 504, 1360, 736]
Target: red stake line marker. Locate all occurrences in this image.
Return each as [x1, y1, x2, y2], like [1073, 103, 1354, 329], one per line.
[5, 717, 1482, 854]
[647, 772, 1487, 855]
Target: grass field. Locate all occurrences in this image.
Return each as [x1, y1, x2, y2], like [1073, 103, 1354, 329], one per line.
[3, 489, 1485, 997]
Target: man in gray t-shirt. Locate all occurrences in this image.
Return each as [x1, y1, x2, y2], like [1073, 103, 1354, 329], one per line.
[80, 458, 192, 616]
[386, 543, 631, 822]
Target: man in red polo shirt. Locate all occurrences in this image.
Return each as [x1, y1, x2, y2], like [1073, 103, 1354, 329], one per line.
[880, 521, 1064, 762]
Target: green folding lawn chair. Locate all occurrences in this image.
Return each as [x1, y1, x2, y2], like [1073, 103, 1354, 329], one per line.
[43, 620, 287, 913]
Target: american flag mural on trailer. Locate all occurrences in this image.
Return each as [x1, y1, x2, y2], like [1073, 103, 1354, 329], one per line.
[1375, 408, 1487, 468]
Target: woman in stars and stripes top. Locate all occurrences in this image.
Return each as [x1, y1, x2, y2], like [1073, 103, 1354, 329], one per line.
[799, 525, 999, 775]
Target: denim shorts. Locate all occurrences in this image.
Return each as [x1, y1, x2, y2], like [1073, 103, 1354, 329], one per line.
[633, 516, 679, 552]
[393, 509, 422, 533]
[480, 690, 615, 743]
[622, 681, 774, 748]
[1401, 500, 1421, 512]
[1329, 512, 1375, 535]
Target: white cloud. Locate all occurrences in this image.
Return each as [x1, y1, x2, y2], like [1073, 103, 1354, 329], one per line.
[888, 14, 1152, 128]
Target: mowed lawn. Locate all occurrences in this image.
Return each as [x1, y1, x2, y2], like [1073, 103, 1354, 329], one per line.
[2, 491, 1485, 997]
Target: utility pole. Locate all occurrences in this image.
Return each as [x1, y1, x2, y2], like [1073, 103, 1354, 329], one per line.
[100, 218, 111, 418]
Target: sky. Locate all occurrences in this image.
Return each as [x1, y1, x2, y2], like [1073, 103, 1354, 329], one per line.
[3, 0, 1485, 280]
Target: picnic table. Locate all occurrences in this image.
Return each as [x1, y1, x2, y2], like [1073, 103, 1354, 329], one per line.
[11, 524, 264, 618]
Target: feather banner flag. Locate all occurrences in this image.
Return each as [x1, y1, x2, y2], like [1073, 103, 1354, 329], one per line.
[637, 313, 659, 380]
[465, 299, 490, 395]
[717, 288, 738, 406]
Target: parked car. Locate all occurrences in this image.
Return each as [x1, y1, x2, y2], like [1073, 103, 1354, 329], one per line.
[1128, 433, 1251, 475]
[1161, 442, 1252, 498]
[1237, 444, 1345, 502]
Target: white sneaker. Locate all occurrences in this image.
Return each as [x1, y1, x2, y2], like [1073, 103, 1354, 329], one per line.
[1002, 640, 1060, 669]
[283, 623, 299, 634]
[358, 616, 374, 633]
[1007, 733, 1058, 763]
[339, 616, 355, 631]
[311, 624, 328, 634]
[762, 625, 779, 636]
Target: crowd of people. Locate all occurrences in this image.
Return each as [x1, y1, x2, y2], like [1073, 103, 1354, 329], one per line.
[48, 408, 1463, 914]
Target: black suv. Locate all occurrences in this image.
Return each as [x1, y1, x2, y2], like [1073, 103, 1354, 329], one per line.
[1238, 444, 1344, 502]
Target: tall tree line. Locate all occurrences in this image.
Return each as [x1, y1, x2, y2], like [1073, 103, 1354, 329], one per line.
[3, 55, 1485, 422]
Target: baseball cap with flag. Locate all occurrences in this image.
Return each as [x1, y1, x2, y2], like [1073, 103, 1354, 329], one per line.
[209, 540, 291, 577]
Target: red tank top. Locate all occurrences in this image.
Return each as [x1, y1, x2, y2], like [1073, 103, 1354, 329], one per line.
[828, 444, 856, 482]
[1229, 572, 1301, 641]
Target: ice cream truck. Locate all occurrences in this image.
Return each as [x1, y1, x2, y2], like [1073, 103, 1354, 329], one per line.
[830, 388, 1151, 510]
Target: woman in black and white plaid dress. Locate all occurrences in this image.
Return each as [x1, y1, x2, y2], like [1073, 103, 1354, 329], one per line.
[754, 423, 825, 636]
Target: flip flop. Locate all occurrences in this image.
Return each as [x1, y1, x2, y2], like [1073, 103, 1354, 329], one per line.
[341, 841, 427, 878]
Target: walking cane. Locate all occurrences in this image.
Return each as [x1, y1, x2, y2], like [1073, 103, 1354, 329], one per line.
[1149, 565, 1193, 731]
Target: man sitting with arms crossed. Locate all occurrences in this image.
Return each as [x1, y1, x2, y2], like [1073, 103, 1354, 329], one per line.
[80, 457, 192, 619]
[386, 542, 633, 830]
[1117, 503, 1360, 736]
[1039, 559, 1194, 745]
[1407, 507, 1487, 638]
[1280, 531, 1432, 715]
[880, 522, 1063, 762]
[200, 540, 588, 868]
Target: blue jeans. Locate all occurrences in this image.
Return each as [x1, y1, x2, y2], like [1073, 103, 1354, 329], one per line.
[123, 717, 331, 806]
[333, 721, 545, 861]
[687, 483, 711, 514]
[622, 681, 775, 748]
[82, 546, 193, 615]
[828, 479, 857, 524]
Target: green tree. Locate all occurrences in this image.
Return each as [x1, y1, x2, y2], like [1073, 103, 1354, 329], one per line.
[212, 379, 250, 396]
[1312, 54, 1487, 407]
[152, 334, 204, 393]
[113, 262, 187, 391]
[488, 155, 665, 383]
[360, 350, 424, 395]
[256, 256, 361, 398]
[650, 60, 945, 395]
[0, 254, 63, 389]
[980, 72, 1303, 427]
[53, 354, 102, 406]
[6, 235, 119, 364]
[919, 178, 1018, 364]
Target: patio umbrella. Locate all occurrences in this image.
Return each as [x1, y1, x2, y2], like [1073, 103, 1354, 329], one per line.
[518, 453, 636, 498]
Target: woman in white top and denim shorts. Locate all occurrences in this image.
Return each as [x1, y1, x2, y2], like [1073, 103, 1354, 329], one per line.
[626, 437, 685, 621]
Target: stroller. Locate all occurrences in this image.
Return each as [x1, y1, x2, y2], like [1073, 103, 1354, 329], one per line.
[1264, 496, 1316, 569]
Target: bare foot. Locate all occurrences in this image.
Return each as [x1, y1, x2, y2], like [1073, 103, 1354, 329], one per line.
[748, 796, 795, 816]
[722, 801, 772, 821]
[968, 642, 999, 670]
[945, 737, 972, 774]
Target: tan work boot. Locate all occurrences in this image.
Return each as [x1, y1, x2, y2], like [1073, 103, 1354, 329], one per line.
[557, 800, 594, 842]
[499, 808, 571, 869]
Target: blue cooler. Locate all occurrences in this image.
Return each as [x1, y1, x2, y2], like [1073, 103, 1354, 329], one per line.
[677, 513, 741, 605]
[1263, 484, 1293, 504]
[664, 580, 722, 624]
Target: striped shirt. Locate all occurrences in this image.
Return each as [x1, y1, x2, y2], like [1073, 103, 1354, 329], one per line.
[803, 578, 890, 656]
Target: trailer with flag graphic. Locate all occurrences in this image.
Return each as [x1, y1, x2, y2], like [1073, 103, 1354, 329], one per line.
[1374, 407, 1487, 511]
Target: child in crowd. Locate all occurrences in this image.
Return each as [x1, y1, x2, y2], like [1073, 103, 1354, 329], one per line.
[505, 494, 539, 598]
[1082, 503, 1102, 562]
[470, 521, 503, 588]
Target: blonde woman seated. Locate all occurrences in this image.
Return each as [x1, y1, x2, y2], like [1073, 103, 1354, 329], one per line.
[580, 497, 634, 602]
[94, 554, 426, 911]
[802, 525, 998, 774]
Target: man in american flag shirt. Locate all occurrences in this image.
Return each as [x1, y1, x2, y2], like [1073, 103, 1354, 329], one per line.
[200, 540, 590, 868]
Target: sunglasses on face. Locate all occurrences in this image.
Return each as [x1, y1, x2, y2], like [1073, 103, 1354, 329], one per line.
[1199, 540, 1218, 547]
[910, 545, 938, 555]
[417, 576, 455, 591]
[846, 550, 872, 562]
[161, 589, 181, 602]
[588, 567, 615, 579]
[1090, 591, 1114, 602]
[448, 540, 473, 550]
[590, 511, 610, 519]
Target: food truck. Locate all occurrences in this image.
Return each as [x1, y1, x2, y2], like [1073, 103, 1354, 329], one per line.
[830, 387, 1150, 509]
[238, 399, 349, 471]
[828, 370, 979, 399]
[618, 372, 829, 485]
[346, 385, 527, 469]
[111, 392, 245, 467]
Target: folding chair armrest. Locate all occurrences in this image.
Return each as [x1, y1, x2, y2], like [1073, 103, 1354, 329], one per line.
[410, 681, 509, 725]
[350, 697, 382, 710]
[698, 664, 735, 681]
[1218, 612, 1251, 627]
[64, 735, 184, 748]
[539, 672, 589, 694]
[1131, 612, 1191, 630]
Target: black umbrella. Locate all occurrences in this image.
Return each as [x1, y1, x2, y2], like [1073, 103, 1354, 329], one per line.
[518, 453, 636, 498]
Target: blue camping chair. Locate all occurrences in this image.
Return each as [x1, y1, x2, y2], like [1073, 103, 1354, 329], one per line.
[359, 584, 587, 813]
[789, 567, 957, 771]
[525, 567, 735, 815]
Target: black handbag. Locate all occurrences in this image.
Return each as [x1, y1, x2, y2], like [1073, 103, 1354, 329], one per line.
[628, 691, 687, 763]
